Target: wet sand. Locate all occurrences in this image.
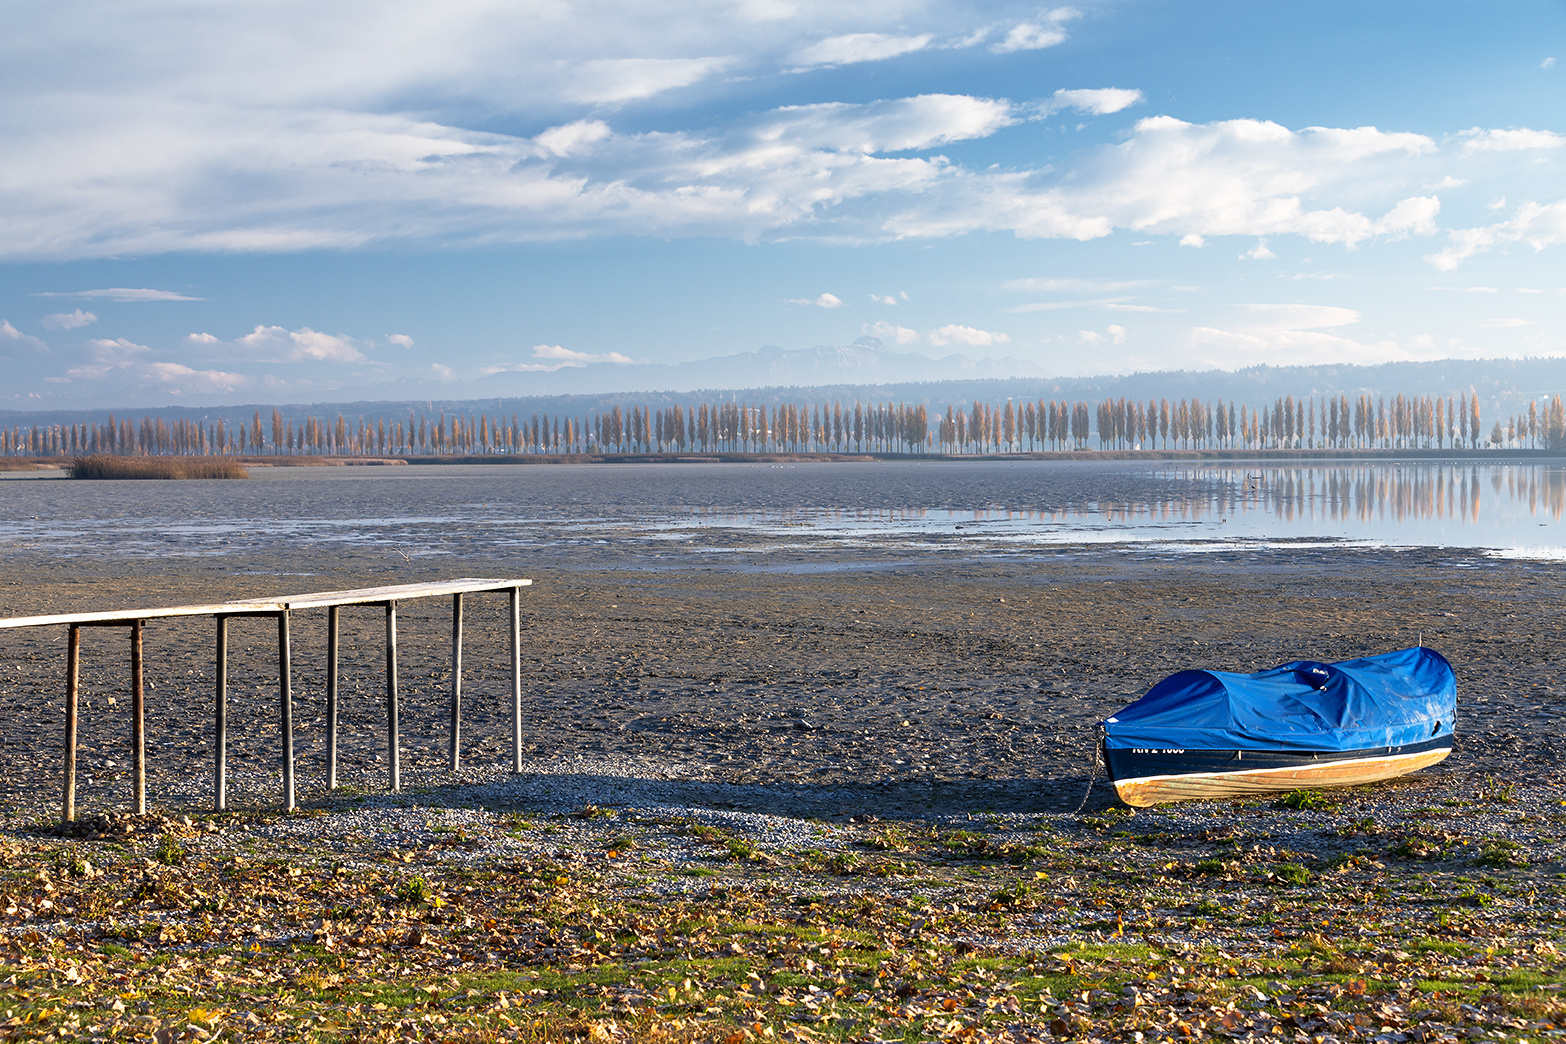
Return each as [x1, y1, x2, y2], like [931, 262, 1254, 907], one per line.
[0, 535, 1559, 819]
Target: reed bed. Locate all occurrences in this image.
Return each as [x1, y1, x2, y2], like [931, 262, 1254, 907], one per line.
[67, 454, 249, 479]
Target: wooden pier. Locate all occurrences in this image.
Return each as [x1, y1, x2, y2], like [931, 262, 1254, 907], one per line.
[0, 578, 532, 821]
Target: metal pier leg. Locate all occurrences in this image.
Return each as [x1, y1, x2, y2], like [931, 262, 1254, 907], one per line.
[131, 619, 146, 816]
[215, 616, 227, 812]
[326, 605, 339, 791]
[386, 601, 399, 792]
[62, 625, 80, 823]
[279, 612, 294, 811]
[449, 593, 463, 772]
[509, 585, 522, 773]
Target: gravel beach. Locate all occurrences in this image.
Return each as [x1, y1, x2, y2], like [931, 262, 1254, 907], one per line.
[0, 539, 1559, 821]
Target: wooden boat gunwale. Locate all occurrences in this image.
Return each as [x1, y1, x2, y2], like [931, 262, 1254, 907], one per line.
[1107, 739, 1453, 807]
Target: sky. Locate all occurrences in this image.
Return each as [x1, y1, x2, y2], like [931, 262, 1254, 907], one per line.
[2, 0, 1565, 408]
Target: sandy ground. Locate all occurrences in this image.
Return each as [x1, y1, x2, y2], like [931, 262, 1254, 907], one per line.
[0, 538, 1559, 821]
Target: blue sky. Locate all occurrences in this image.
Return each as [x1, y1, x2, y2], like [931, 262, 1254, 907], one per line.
[2, 0, 1564, 408]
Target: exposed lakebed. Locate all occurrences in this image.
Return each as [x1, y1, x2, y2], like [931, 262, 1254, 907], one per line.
[0, 459, 1560, 819]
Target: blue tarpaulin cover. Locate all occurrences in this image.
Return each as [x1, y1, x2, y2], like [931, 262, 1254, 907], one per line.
[1102, 647, 1456, 754]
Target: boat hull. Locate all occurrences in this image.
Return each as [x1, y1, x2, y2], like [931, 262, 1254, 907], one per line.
[1105, 736, 1453, 807]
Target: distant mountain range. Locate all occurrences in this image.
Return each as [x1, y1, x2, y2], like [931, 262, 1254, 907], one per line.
[4, 342, 1566, 430]
[475, 338, 1052, 396]
[307, 340, 1566, 415]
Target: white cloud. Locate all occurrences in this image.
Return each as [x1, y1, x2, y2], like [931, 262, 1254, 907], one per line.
[185, 332, 221, 344]
[990, 8, 1079, 53]
[564, 57, 734, 104]
[1426, 199, 1566, 270]
[0, 90, 1031, 258]
[85, 335, 150, 353]
[66, 336, 151, 379]
[235, 325, 368, 363]
[1458, 127, 1566, 155]
[1477, 317, 1535, 327]
[1378, 196, 1441, 234]
[1010, 299, 1111, 312]
[870, 293, 898, 305]
[787, 292, 843, 307]
[1544, 57, 1557, 69]
[387, 333, 415, 348]
[864, 320, 918, 344]
[0, 320, 49, 355]
[1184, 303, 1426, 368]
[1009, 296, 1164, 312]
[32, 288, 201, 301]
[1241, 239, 1277, 260]
[141, 362, 248, 393]
[791, 33, 931, 68]
[992, 23, 1067, 53]
[41, 309, 96, 330]
[928, 323, 1008, 347]
[1079, 324, 1127, 346]
[483, 343, 637, 373]
[1235, 303, 1361, 329]
[1180, 234, 1206, 248]
[534, 343, 634, 363]
[430, 363, 455, 380]
[760, 94, 1015, 153]
[8, 0, 1560, 280]
[1039, 88, 1143, 117]
[884, 117, 1441, 247]
[1003, 276, 1152, 293]
[43, 341, 249, 392]
[0, 0, 1524, 269]
[535, 120, 613, 158]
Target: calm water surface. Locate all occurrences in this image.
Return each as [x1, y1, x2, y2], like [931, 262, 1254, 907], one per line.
[2, 459, 1564, 566]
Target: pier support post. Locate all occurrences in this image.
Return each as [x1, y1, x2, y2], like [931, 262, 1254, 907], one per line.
[62, 624, 80, 823]
[215, 616, 227, 811]
[510, 585, 522, 773]
[386, 601, 399, 792]
[326, 605, 339, 790]
[279, 611, 294, 811]
[131, 619, 145, 816]
[449, 593, 463, 771]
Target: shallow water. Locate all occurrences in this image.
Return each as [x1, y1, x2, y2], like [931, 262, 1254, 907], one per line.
[2, 459, 1565, 567]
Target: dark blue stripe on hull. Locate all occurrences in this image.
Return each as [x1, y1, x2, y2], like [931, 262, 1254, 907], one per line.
[1104, 734, 1454, 783]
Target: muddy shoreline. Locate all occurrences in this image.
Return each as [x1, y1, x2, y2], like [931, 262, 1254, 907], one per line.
[0, 539, 1558, 820]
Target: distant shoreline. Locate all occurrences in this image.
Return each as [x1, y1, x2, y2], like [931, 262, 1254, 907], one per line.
[5, 447, 1566, 471]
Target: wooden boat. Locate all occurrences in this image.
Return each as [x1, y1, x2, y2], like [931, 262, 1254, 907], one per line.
[1100, 647, 1455, 807]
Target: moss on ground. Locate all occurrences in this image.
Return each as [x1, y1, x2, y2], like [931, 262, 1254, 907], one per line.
[0, 795, 1561, 1042]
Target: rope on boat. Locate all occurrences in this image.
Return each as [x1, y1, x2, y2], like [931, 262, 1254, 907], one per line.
[1073, 723, 1107, 813]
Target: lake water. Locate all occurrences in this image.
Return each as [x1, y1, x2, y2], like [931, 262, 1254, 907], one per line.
[2, 459, 1565, 567]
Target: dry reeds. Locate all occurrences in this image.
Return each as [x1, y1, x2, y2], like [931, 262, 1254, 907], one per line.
[68, 455, 250, 480]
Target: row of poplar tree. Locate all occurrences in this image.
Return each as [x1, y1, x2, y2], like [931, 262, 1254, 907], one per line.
[5, 392, 1566, 457]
